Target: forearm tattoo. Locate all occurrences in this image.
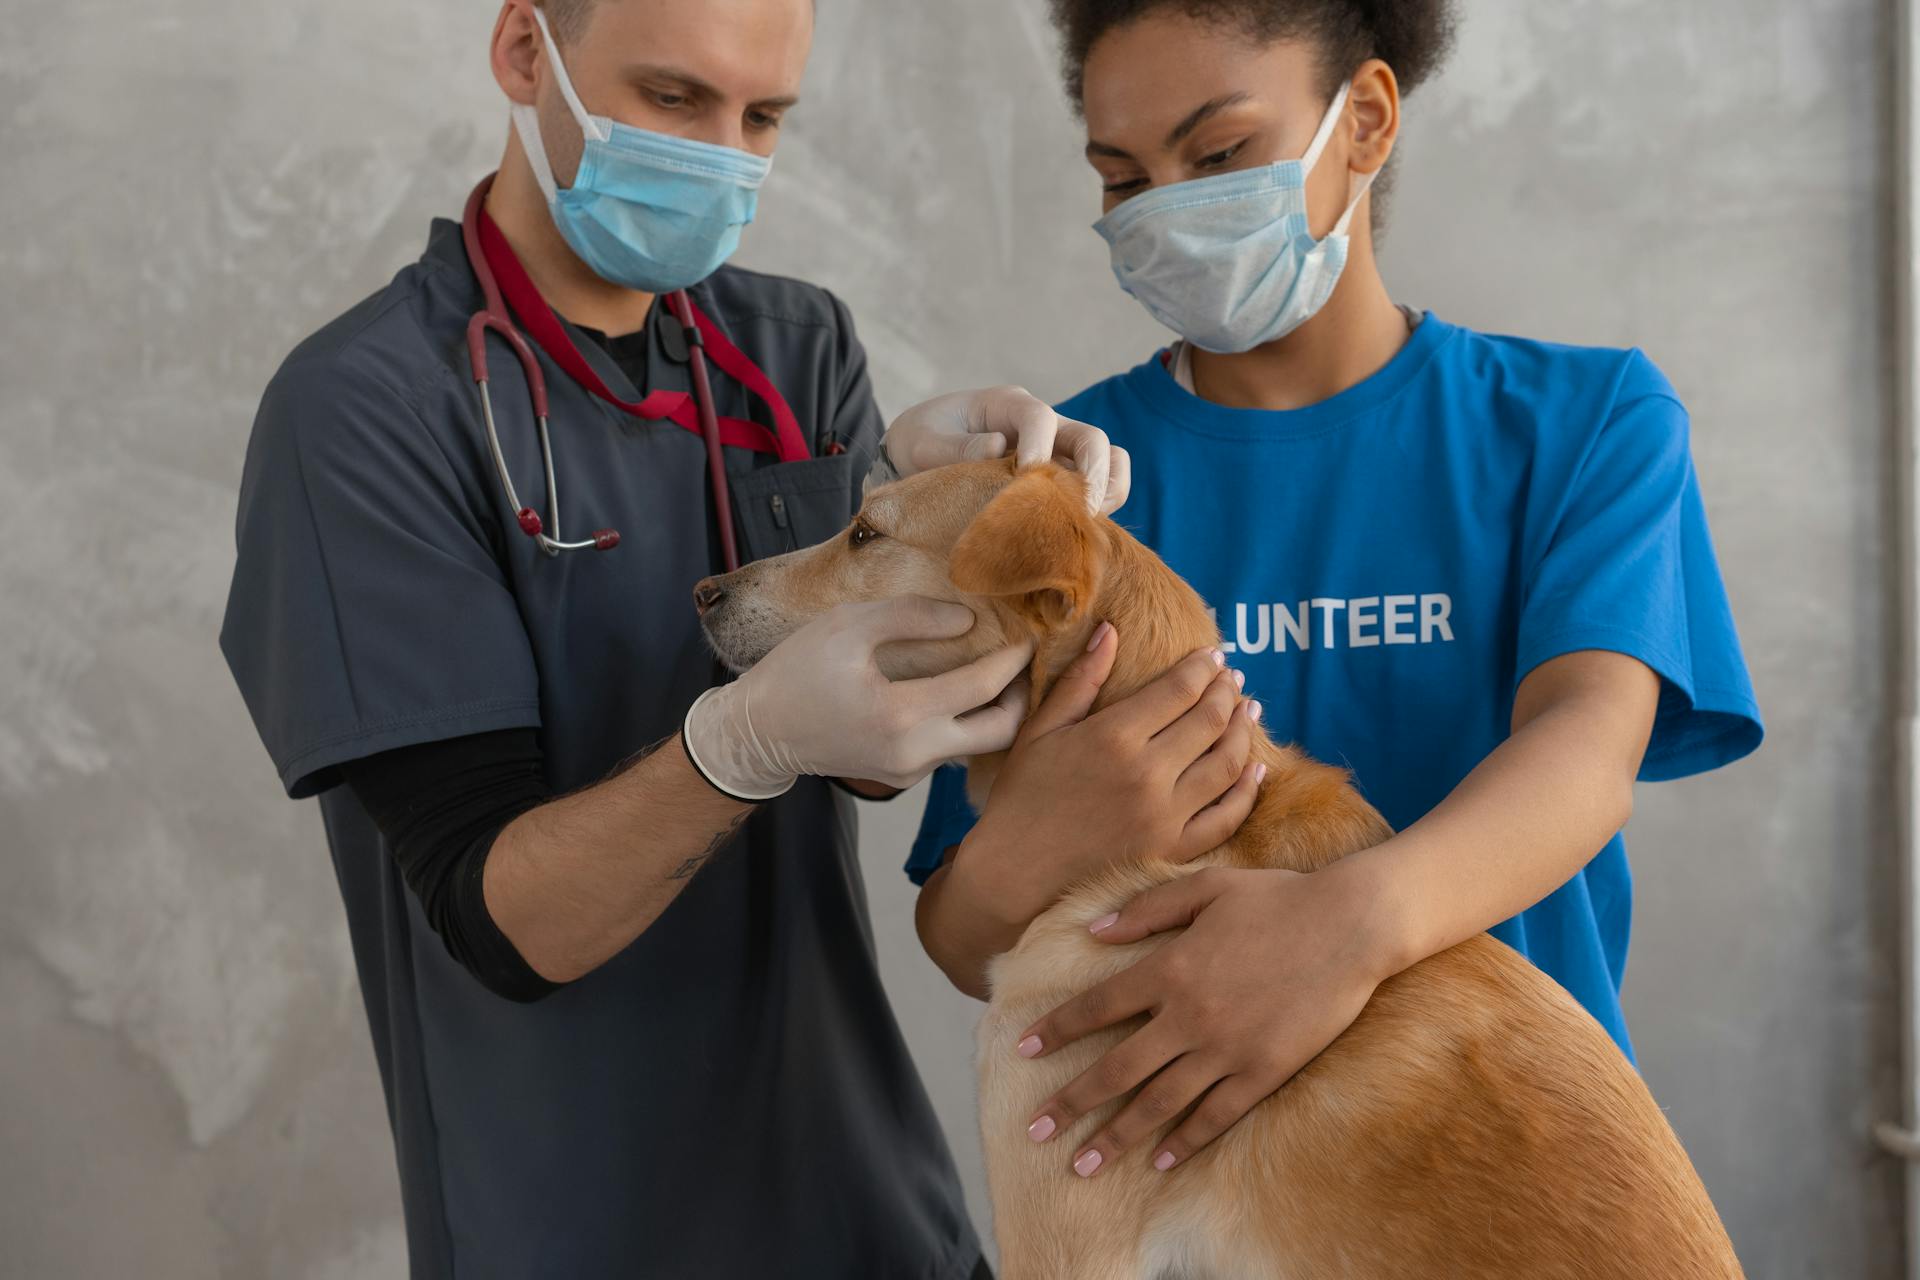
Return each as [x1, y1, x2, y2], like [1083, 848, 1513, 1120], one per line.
[667, 809, 750, 881]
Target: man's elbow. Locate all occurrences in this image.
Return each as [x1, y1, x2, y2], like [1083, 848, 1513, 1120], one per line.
[429, 844, 572, 1002]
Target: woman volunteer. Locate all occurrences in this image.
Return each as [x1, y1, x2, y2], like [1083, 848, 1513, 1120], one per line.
[908, 0, 1763, 1182]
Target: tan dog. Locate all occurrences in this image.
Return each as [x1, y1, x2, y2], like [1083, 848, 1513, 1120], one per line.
[697, 460, 1742, 1279]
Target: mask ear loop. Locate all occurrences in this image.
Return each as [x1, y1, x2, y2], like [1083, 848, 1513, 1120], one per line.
[1299, 81, 1353, 174]
[529, 5, 608, 141]
[1299, 80, 1377, 240]
[511, 105, 562, 204]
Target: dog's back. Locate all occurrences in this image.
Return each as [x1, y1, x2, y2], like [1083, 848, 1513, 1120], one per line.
[975, 509, 1741, 1279]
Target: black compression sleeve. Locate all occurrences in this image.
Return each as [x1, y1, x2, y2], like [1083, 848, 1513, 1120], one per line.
[340, 729, 560, 1003]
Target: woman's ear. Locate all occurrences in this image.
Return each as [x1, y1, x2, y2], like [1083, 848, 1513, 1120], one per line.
[949, 466, 1105, 630]
[1347, 58, 1400, 177]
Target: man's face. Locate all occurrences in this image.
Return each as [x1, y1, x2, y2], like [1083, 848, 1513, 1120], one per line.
[535, 0, 813, 184]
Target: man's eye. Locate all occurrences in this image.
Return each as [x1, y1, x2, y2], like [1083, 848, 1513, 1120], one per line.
[849, 522, 882, 548]
[1102, 177, 1147, 196]
[654, 92, 687, 109]
[747, 111, 781, 131]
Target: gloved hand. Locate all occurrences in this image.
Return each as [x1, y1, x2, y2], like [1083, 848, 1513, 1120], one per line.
[876, 386, 1132, 515]
[683, 597, 1035, 799]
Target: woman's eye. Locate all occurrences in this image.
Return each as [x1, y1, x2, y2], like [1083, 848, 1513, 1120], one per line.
[747, 110, 780, 131]
[849, 522, 881, 548]
[654, 92, 687, 109]
[1102, 177, 1148, 196]
[1198, 143, 1243, 169]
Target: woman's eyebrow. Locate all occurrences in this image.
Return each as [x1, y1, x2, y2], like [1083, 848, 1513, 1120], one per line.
[1165, 92, 1253, 146]
[1085, 91, 1255, 160]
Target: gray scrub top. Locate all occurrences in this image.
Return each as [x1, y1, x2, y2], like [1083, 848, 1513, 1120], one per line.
[220, 218, 980, 1280]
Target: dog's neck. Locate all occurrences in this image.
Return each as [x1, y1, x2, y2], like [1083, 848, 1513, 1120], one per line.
[1036, 522, 1224, 712]
[968, 521, 1393, 874]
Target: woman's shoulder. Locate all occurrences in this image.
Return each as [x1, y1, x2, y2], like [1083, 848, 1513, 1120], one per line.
[1053, 352, 1168, 419]
[1441, 320, 1680, 414]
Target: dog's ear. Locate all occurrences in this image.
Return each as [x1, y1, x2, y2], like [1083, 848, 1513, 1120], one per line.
[949, 465, 1104, 629]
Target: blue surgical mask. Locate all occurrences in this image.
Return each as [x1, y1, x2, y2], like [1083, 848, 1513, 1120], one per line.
[1094, 83, 1374, 354]
[512, 5, 771, 294]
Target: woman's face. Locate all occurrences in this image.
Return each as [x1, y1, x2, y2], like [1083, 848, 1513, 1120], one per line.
[1079, 12, 1358, 237]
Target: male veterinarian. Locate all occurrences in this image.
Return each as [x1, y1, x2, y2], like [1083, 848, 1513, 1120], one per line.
[219, 1, 1259, 1275]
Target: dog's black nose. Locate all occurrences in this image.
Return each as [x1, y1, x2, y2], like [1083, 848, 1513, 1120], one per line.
[693, 579, 725, 616]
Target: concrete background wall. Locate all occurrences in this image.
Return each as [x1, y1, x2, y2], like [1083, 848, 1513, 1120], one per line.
[0, 0, 1901, 1275]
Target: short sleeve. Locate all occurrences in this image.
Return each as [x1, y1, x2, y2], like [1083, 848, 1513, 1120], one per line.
[823, 289, 887, 511]
[1515, 377, 1762, 781]
[906, 764, 981, 885]
[219, 357, 542, 799]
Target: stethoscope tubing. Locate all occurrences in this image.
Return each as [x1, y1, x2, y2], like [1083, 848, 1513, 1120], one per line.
[469, 179, 769, 562]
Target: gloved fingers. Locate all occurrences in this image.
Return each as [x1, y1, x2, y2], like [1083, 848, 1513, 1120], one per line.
[962, 432, 1014, 461]
[1052, 419, 1113, 514]
[935, 672, 1032, 758]
[1101, 445, 1132, 515]
[836, 596, 981, 647]
[903, 426, 1009, 472]
[904, 638, 1036, 718]
[984, 389, 1061, 470]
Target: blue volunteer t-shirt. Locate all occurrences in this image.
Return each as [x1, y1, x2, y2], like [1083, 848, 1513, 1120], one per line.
[908, 313, 1762, 1059]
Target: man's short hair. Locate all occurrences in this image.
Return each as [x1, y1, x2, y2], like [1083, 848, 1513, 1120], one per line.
[538, 0, 596, 44]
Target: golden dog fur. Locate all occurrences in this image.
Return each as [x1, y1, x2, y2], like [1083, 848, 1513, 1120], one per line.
[697, 459, 1742, 1279]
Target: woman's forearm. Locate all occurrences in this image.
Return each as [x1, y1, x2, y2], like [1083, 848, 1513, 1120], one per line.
[915, 847, 1040, 1000]
[1344, 651, 1660, 975]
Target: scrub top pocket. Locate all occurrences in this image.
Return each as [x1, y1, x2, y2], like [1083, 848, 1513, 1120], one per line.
[730, 454, 858, 562]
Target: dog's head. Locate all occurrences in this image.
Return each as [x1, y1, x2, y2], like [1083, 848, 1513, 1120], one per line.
[696, 459, 1107, 679]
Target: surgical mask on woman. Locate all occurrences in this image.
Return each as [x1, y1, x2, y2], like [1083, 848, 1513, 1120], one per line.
[1094, 82, 1374, 354]
[512, 5, 771, 294]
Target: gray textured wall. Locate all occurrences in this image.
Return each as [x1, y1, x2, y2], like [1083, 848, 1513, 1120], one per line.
[0, 0, 1900, 1276]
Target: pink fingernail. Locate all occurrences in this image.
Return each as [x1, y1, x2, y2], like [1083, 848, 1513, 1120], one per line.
[1028, 1115, 1056, 1143]
[1088, 912, 1119, 935]
[1087, 621, 1113, 653]
[1248, 700, 1263, 724]
[1255, 762, 1269, 785]
[1016, 1035, 1043, 1058]
[1074, 1149, 1103, 1177]
[1154, 1151, 1177, 1171]
[1232, 669, 1246, 691]
[1209, 649, 1226, 668]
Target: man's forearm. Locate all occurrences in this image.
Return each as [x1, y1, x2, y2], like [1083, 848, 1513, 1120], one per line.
[484, 736, 752, 983]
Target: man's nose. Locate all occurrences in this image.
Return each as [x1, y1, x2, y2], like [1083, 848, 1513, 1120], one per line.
[693, 578, 725, 617]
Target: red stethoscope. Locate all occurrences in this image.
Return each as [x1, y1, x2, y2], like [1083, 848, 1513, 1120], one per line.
[459, 175, 815, 570]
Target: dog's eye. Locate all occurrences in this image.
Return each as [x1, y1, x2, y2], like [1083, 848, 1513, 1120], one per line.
[849, 520, 882, 549]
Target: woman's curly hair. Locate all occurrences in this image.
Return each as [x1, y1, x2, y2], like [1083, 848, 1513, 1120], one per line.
[1048, 0, 1458, 107]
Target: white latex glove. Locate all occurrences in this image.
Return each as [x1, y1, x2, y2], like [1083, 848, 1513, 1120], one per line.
[683, 597, 1035, 799]
[876, 386, 1132, 515]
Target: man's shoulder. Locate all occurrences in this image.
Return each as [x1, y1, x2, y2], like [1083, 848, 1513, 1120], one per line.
[268, 245, 466, 423]
[251, 266, 471, 471]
